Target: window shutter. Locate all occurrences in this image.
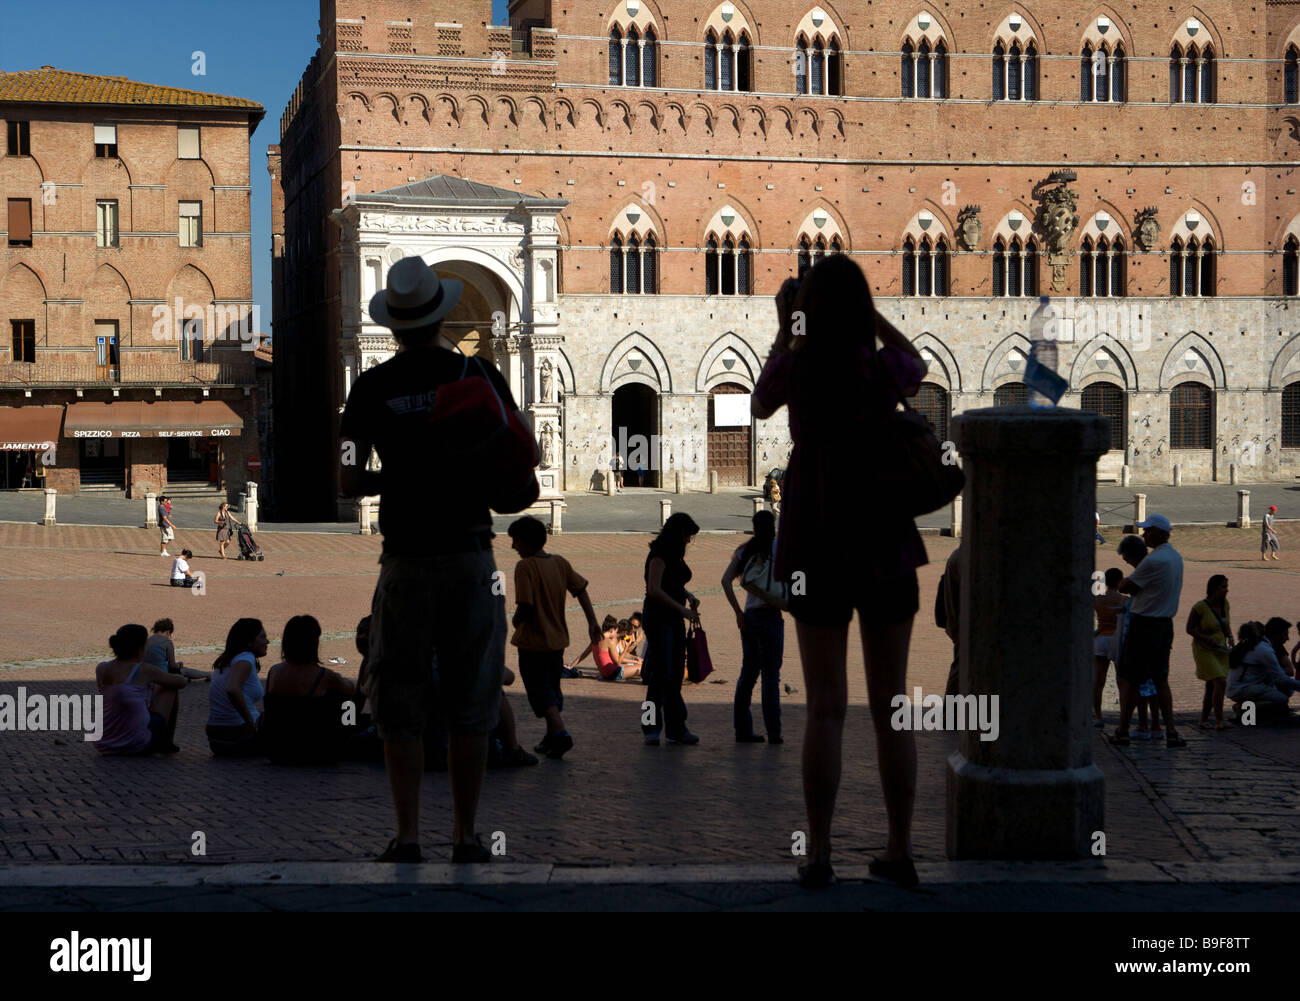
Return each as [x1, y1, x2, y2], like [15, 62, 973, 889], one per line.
[94, 124, 117, 144]
[8, 199, 32, 243]
[178, 126, 200, 159]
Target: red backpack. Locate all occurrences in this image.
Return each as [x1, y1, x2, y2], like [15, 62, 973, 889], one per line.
[429, 356, 539, 514]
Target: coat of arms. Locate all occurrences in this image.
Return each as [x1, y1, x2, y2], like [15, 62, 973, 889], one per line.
[1036, 185, 1080, 255]
[1135, 207, 1160, 251]
[957, 206, 982, 250]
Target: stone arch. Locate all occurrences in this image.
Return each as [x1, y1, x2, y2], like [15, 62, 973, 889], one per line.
[165, 263, 215, 301]
[609, 99, 634, 132]
[580, 99, 604, 130]
[719, 103, 743, 137]
[402, 94, 430, 125]
[464, 96, 490, 126]
[0, 263, 49, 340]
[431, 93, 460, 127]
[520, 97, 547, 131]
[687, 102, 715, 136]
[1269, 211, 1300, 251]
[794, 106, 821, 138]
[492, 95, 519, 128]
[1168, 199, 1224, 247]
[699, 197, 760, 246]
[1079, 4, 1135, 52]
[373, 93, 401, 122]
[79, 150, 133, 189]
[990, 203, 1038, 243]
[1268, 331, 1300, 389]
[553, 98, 575, 129]
[1169, 6, 1225, 54]
[911, 332, 962, 392]
[1158, 332, 1226, 390]
[555, 347, 578, 396]
[900, 6, 956, 48]
[89, 262, 132, 300]
[1069, 334, 1140, 391]
[704, 0, 760, 43]
[796, 201, 851, 251]
[420, 246, 525, 325]
[990, 5, 1046, 48]
[607, 0, 665, 36]
[343, 91, 371, 114]
[981, 331, 1033, 392]
[1078, 200, 1131, 244]
[743, 104, 767, 139]
[600, 332, 672, 394]
[663, 101, 687, 133]
[609, 199, 666, 242]
[634, 100, 661, 132]
[696, 332, 763, 392]
[900, 202, 956, 244]
[795, 2, 849, 48]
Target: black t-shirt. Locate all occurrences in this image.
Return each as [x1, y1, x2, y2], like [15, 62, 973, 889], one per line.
[644, 537, 692, 605]
[338, 345, 520, 556]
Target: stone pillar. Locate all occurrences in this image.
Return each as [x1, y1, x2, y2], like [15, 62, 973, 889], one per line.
[1237, 490, 1250, 530]
[245, 482, 259, 533]
[947, 407, 1109, 859]
[606, 470, 616, 496]
[1229, 463, 1238, 486]
[674, 471, 683, 494]
[709, 470, 719, 494]
[1120, 465, 1130, 487]
[238, 490, 248, 517]
[949, 493, 963, 539]
[751, 497, 765, 515]
[1172, 463, 1182, 487]
[358, 496, 374, 535]
[1133, 493, 1146, 530]
[42, 488, 56, 527]
[659, 498, 672, 527]
[145, 492, 158, 529]
[549, 499, 563, 535]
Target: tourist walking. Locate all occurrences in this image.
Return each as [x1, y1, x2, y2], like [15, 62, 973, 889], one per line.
[722, 509, 786, 744]
[1262, 505, 1280, 560]
[158, 495, 175, 557]
[339, 256, 537, 863]
[215, 501, 241, 560]
[507, 515, 603, 759]
[1187, 574, 1233, 730]
[94, 624, 190, 756]
[753, 256, 926, 890]
[612, 452, 624, 492]
[205, 617, 269, 757]
[1113, 515, 1187, 748]
[641, 512, 702, 746]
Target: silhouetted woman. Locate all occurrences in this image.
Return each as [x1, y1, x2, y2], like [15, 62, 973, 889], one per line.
[753, 255, 926, 890]
[641, 512, 702, 745]
[95, 624, 190, 756]
[206, 617, 269, 756]
[722, 508, 785, 743]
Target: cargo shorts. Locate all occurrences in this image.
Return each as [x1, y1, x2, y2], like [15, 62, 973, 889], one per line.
[364, 549, 505, 741]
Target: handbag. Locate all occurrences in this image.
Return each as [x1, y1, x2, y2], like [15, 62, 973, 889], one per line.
[429, 356, 539, 514]
[685, 624, 714, 684]
[741, 549, 787, 609]
[869, 347, 965, 518]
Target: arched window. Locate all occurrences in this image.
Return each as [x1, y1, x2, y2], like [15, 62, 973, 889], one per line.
[1172, 44, 1214, 102]
[626, 233, 642, 294]
[934, 236, 949, 295]
[1284, 235, 1299, 297]
[918, 40, 932, 97]
[705, 236, 719, 295]
[918, 236, 933, 296]
[994, 383, 1028, 407]
[1171, 237, 1215, 297]
[1170, 45, 1182, 102]
[904, 236, 949, 296]
[721, 237, 736, 295]
[910, 383, 951, 442]
[828, 39, 843, 95]
[1025, 43, 1037, 99]
[1080, 237, 1094, 295]
[934, 41, 947, 97]
[625, 26, 641, 87]
[811, 38, 825, 95]
[1200, 47, 1215, 103]
[1111, 44, 1125, 100]
[1082, 45, 1094, 101]
[643, 27, 657, 86]
[609, 28, 623, 86]
[705, 31, 718, 90]
[902, 236, 917, 294]
[1008, 43, 1022, 100]
[738, 35, 752, 91]
[1287, 45, 1299, 105]
[993, 43, 1006, 100]
[737, 237, 751, 294]
[795, 37, 808, 94]
[812, 235, 827, 266]
[610, 234, 624, 293]
[830, 235, 843, 255]
[902, 41, 916, 98]
[643, 233, 658, 292]
[1283, 382, 1300, 447]
[798, 236, 813, 278]
[721, 30, 735, 90]
[1081, 237, 1125, 297]
[1170, 382, 1212, 449]
[993, 237, 1006, 295]
[1082, 383, 1127, 450]
[994, 237, 1036, 297]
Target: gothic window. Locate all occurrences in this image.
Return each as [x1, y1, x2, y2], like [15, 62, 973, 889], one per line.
[1081, 383, 1127, 450]
[1171, 44, 1214, 102]
[721, 30, 735, 90]
[1170, 237, 1215, 296]
[643, 233, 658, 292]
[706, 31, 718, 89]
[827, 39, 842, 95]
[795, 37, 808, 94]
[626, 233, 642, 294]
[610, 28, 623, 85]
[1287, 45, 1299, 105]
[610, 234, 624, 293]
[1284, 236, 1299, 297]
[811, 39, 825, 94]
[625, 26, 641, 87]
[994, 237, 1036, 296]
[798, 236, 813, 278]
[994, 383, 1028, 406]
[737, 35, 752, 91]
[1283, 382, 1300, 447]
[1169, 382, 1212, 448]
[643, 27, 657, 86]
[910, 383, 950, 442]
[705, 236, 719, 295]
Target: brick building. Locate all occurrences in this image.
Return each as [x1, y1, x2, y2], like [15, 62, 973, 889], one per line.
[272, 0, 1300, 518]
[0, 68, 265, 499]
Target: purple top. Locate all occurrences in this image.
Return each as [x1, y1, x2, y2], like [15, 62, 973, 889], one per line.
[94, 661, 152, 756]
[755, 343, 929, 582]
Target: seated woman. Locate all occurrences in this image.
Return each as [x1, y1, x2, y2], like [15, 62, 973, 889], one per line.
[142, 618, 211, 681]
[262, 614, 359, 765]
[206, 617, 269, 756]
[94, 624, 190, 756]
[570, 615, 641, 681]
[615, 618, 644, 674]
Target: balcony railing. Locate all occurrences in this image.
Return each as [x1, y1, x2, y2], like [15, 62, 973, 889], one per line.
[0, 356, 257, 388]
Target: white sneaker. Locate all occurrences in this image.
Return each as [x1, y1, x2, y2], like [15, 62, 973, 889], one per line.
[161, 551, 171, 557]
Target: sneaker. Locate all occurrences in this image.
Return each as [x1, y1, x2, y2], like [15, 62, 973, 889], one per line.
[503, 746, 539, 767]
[161, 551, 171, 557]
[452, 836, 492, 863]
[644, 730, 661, 746]
[377, 839, 423, 863]
[666, 730, 700, 745]
[534, 733, 553, 755]
[546, 733, 574, 759]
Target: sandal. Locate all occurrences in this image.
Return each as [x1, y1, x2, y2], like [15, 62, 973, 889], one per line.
[1108, 733, 1131, 746]
[1166, 734, 1188, 748]
[797, 862, 836, 890]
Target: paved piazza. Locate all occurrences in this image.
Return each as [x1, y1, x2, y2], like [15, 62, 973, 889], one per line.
[0, 522, 1298, 875]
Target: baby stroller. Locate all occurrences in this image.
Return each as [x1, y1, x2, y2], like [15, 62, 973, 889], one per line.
[236, 526, 264, 561]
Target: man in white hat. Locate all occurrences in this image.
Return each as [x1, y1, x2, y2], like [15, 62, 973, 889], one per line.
[339, 256, 538, 863]
[1113, 514, 1187, 747]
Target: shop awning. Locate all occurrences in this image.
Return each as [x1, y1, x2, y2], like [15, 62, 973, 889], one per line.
[62, 401, 243, 438]
[0, 406, 63, 450]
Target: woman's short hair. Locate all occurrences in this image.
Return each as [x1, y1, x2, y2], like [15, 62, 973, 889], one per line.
[108, 624, 149, 660]
[282, 615, 322, 665]
[152, 618, 174, 634]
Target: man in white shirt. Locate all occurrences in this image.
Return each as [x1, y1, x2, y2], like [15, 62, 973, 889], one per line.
[170, 549, 198, 588]
[1113, 514, 1187, 746]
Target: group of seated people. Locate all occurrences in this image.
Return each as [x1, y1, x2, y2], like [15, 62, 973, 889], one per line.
[567, 611, 646, 681]
[95, 615, 381, 764]
[1228, 617, 1300, 719]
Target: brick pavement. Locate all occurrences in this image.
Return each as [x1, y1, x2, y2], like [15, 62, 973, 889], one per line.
[0, 523, 1297, 880]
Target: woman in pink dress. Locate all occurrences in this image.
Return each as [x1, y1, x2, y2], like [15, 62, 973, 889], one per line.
[753, 255, 926, 890]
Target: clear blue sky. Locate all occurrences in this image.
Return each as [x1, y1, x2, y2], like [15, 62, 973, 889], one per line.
[1, 0, 512, 339]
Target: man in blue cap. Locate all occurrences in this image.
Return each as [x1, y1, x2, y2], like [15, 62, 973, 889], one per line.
[1112, 514, 1187, 747]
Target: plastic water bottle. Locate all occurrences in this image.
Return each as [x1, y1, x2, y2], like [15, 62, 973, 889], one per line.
[1027, 295, 1058, 409]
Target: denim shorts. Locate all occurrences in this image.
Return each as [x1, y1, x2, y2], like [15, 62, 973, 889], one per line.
[365, 550, 505, 740]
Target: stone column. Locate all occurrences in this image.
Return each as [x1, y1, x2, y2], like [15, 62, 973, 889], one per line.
[949, 493, 963, 539]
[1237, 489, 1251, 529]
[659, 498, 672, 527]
[358, 497, 374, 535]
[42, 488, 56, 527]
[606, 470, 616, 496]
[1120, 464, 1130, 487]
[1172, 463, 1182, 487]
[1229, 463, 1238, 485]
[1133, 493, 1146, 530]
[145, 492, 158, 529]
[549, 499, 563, 534]
[709, 470, 719, 494]
[947, 407, 1109, 859]
[674, 471, 683, 494]
[245, 482, 259, 532]
[752, 497, 765, 515]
